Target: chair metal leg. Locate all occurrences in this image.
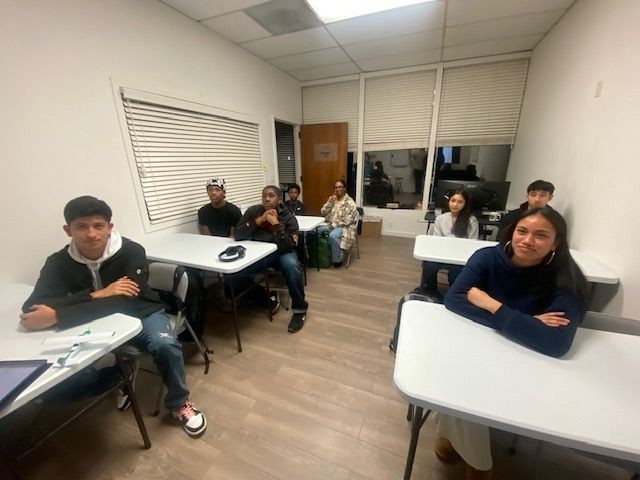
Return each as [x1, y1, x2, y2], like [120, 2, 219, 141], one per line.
[153, 386, 165, 417]
[183, 318, 212, 374]
[264, 272, 273, 322]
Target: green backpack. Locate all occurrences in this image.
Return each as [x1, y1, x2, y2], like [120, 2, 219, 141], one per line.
[307, 231, 331, 268]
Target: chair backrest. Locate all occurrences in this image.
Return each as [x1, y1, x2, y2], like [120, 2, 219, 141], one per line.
[147, 262, 188, 332]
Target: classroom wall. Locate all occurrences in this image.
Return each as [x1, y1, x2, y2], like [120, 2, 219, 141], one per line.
[506, 0, 640, 317]
[0, 0, 301, 286]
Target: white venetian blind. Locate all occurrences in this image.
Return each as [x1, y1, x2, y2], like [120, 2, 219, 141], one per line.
[363, 69, 436, 151]
[436, 58, 529, 146]
[302, 80, 359, 150]
[121, 88, 263, 225]
[275, 121, 296, 186]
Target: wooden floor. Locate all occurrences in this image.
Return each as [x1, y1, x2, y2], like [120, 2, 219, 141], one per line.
[12, 236, 634, 479]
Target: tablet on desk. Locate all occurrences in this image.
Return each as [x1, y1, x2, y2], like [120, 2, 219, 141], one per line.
[0, 359, 51, 409]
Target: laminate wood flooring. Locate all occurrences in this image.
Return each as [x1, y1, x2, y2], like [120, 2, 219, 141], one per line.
[9, 236, 634, 479]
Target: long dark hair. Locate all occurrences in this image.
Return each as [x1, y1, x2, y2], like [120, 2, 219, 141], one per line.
[446, 189, 473, 238]
[502, 207, 589, 309]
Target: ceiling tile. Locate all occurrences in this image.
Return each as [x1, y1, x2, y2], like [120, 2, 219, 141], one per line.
[326, 1, 445, 45]
[445, 10, 564, 46]
[447, 0, 572, 26]
[161, 0, 271, 21]
[443, 34, 543, 61]
[270, 48, 351, 71]
[241, 27, 337, 59]
[202, 11, 271, 43]
[288, 62, 360, 81]
[343, 30, 442, 61]
[356, 48, 442, 71]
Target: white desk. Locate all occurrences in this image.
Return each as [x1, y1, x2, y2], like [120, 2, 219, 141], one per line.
[0, 284, 150, 469]
[296, 215, 325, 232]
[0, 284, 142, 419]
[394, 301, 640, 478]
[412, 235, 618, 284]
[143, 233, 278, 352]
[144, 233, 277, 274]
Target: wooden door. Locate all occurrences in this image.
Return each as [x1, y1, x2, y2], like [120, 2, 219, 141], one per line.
[300, 123, 348, 215]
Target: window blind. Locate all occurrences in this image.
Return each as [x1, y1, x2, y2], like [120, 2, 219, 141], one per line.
[275, 121, 296, 186]
[363, 69, 436, 151]
[436, 58, 529, 146]
[121, 89, 263, 225]
[302, 80, 359, 150]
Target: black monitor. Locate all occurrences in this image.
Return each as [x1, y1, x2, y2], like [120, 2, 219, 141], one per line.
[433, 180, 511, 212]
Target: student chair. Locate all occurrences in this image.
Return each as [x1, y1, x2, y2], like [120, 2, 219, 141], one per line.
[345, 207, 364, 268]
[118, 262, 211, 415]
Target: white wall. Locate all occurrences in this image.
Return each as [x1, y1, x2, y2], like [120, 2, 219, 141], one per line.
[506, 0, 640, 317]
[0, 0, 301, 285]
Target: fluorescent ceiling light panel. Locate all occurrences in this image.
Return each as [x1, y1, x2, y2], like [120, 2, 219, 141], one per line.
[306, 0, 433, 23]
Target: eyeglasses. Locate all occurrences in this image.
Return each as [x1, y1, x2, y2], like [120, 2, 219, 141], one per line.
[334, 186, 345, 190]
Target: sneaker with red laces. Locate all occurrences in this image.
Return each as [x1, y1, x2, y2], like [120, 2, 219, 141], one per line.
[172, 400, 207, 437]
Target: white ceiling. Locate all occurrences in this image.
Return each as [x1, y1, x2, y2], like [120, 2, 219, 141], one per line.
[161, 0, 574, 82]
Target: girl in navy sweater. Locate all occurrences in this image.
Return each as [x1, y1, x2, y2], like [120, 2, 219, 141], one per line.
[435, 207, 588, 478]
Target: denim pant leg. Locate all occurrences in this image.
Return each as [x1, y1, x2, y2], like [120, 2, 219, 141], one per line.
[133, 310, 190, 411]
[328, 227, 343, 262]
[278, 251, 308, 313]
[421, 261, 441, 291]
[447, 265, 463, 286]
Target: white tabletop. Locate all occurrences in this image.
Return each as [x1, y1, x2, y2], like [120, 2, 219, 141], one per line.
[295, 216, 325, 232]
[394, 301, 640, 463]
[0, 284, 141, 419]
[412, 235, 618, 284]
[143, 233, 277, 274]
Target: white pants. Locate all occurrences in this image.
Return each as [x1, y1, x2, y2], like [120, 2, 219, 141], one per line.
[433, 412, 493, 471]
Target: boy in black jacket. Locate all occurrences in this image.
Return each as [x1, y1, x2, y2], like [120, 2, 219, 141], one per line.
[20, 196, 206, 437]
[234, 185, 308, 333]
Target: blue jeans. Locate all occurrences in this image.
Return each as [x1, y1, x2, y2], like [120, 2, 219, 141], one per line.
[310, 225, 344, 263]
[227, 251, 308, 313]
[128, 310, 190, 411]
[420, 261, 463, 291]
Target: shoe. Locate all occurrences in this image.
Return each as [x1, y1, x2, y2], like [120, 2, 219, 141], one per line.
[333, 261, 342, 268]
[465, 464, 493, 480]
[269, 291, 281, 315]
[434, 437, 462, 464]
[116, 387, 131, 411]
[288, 312, 306, 333]
[172, 399, 207, 437]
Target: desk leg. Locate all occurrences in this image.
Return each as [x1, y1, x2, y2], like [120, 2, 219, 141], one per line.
[403, 405, 431, 480]
[227, 279, 243, 353]
[117, 358, 151, 449]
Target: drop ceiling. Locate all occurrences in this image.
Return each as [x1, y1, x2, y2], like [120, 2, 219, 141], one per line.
[160, 0, 574, 81]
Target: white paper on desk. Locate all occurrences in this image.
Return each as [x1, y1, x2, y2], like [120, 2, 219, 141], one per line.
[42, 332, 116, 347]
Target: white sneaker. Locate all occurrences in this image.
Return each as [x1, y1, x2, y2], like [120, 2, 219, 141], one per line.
[172, 399, 207, 437]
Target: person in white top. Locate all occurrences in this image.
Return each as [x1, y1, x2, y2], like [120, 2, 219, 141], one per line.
[420, 189, 479, 300]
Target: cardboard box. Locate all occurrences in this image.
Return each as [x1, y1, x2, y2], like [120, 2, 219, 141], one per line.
[361, 216, 382, 237]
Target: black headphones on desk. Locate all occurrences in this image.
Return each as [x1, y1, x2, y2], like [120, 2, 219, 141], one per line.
[218, 245, 246, 262]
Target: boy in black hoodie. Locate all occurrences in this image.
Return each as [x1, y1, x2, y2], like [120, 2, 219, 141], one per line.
[234, 186, 308, 333]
